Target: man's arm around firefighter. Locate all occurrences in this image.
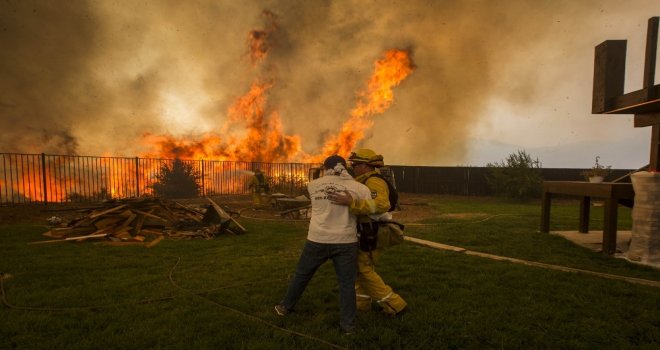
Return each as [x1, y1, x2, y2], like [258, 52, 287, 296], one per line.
[328, 149, 407, 316]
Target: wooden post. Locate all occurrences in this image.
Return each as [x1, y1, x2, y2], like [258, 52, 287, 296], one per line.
[579, 196, 591, 233]
[652, 125, 660, 171]
[540, 191, 551, 233]
[592, 40, 627, 114]
[644, 17, 660, 171]
[602, 198, 619, 255]
[643, 17, 658, 100]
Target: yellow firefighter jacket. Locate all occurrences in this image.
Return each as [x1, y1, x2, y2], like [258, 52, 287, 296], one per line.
[349, 170, 390, 216]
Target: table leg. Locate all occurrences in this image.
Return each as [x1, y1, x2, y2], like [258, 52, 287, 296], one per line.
[579, 196, 591, 233]
[540, 191, 551, 233]
[602, 198, 619, 255]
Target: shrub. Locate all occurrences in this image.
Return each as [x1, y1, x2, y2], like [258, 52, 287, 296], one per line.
[486, 150, 542, 200]
[151, 159, 201, 199]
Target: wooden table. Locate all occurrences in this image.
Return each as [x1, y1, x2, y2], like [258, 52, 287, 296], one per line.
[540, 181, 635, 255]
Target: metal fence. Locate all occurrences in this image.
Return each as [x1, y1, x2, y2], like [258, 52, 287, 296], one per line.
[0, 153, 316, 204]
[0, 152, 638, 204]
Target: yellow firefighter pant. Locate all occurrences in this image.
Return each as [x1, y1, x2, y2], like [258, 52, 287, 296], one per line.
[355, 250, 407, 315]
[252, 192, 264, 206]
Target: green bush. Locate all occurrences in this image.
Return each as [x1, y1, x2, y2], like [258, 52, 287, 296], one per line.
[486, 150, 542, 200]
[151, 159, 201, 198]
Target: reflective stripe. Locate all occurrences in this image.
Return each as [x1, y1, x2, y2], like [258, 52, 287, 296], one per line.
[356, 293, 371, 299]
[377, 292, 393, 303]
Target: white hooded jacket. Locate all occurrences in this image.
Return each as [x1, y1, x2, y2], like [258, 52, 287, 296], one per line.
[306, 165, 372, 244]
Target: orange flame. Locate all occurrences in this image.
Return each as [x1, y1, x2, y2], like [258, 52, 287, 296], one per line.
[223, 80, 302, 162]
[139, 79, 303, 163]
[247, 10, 278, 66]
[140, 10, 304, 164]
[142, 14, 413, 166]
[140, 133, 224, 160]
[314, 49, 415, 161]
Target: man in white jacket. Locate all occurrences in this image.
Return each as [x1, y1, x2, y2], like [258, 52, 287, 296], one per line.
[275, 155, 372, 335]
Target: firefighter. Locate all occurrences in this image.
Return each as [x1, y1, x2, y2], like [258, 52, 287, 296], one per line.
[249, 169, 269, 207]
[275, 155, 373, 335]
[328, 148, 407, 316]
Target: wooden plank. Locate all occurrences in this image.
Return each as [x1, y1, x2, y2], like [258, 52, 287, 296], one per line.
[94, 241, 146, 247]
[174, 201, 204, 216]
[88, 204, 128, 219]
[93, 216, 125, 229]
[205, 197, 231, 220]
[604, 92, 660, 114]
[28, 233, 108, 245]
[145, 235, 164, 248]
[117, 212, 138, 230]
[132, 209, 170, 223]
[139, 229, 165, 236]
[44, 226, 96, 238]
[114, 231, 132, 240]
[185, 212, 203, 223]
[542, 181, 634, 199]
[134, 213, 147, 234]
[634, 113, 660, 127]
[206, 197, 247, 234]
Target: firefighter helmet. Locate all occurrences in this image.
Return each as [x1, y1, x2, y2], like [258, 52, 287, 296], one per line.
[348, 149, 384, 168]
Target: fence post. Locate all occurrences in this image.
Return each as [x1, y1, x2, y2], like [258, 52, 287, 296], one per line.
[135, 157, 140, 197]
[201, 159, 205, 197]
[41, 153, 48, 205]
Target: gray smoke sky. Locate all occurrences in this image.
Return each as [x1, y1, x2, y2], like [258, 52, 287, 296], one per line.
[1, 0, 658, 167]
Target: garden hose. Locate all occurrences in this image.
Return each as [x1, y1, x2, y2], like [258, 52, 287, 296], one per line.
[1, 259, 348, 350]
[167, 256, 348, 350]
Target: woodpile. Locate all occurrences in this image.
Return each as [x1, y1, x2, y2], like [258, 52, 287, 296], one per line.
[33, 197, 246, 247]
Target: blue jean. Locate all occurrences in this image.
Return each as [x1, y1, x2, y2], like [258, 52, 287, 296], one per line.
[281, 240, 358, 330]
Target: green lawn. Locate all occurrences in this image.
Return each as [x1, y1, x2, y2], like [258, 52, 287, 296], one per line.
[1, 195, 659, 349]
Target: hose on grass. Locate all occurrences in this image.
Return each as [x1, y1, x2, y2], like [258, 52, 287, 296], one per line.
[404, 213, 522, 226]
[167, 256, 348, 350]
[0, 270, 287, 312]
[0, 259, 348, 350]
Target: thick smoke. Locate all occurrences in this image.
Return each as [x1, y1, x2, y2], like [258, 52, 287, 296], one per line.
[0, 0, 654, 164]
